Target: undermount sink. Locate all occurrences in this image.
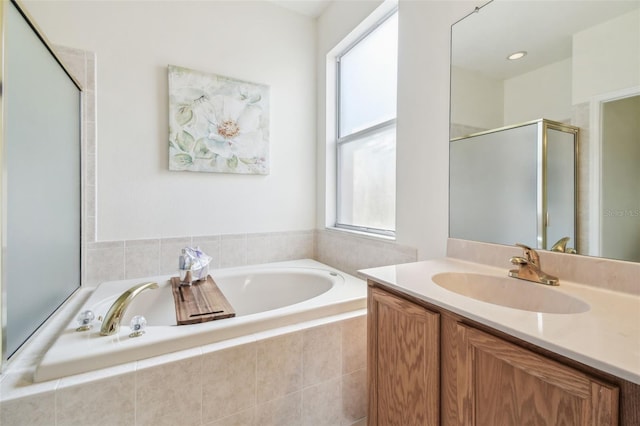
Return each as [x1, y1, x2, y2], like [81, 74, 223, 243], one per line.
[431, 272, 590, 314]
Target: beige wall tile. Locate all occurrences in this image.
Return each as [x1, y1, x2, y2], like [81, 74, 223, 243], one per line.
[135, 356, 202, 426]
[285, 231, 315, 260]
[0, 392, 55, 426]
[192, 235, 221, 269]
[303, 323, 341, 387]
[341, 368, 367, 424]
[342, 315, 367, 375]
[56, 374, 135, 425]
[315, 229, 417, 276]
[256, 392, 302, 426]
[220, 234, 248, 268]
[202, 343, 257, 423]
[86, 246, 125, 285]
[302, 377, 342, 426]
[159, 237, 193, 275]
[256, 332, 302, 403]
[125, 239, 160, 279]
[246, 233, 282, 264]
[205, 408, 256, 426]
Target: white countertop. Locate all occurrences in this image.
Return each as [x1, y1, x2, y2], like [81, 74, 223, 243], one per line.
[359, 257, 640, 385]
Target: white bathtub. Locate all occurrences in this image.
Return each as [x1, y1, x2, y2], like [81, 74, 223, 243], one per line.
[34, 259, 366, 382]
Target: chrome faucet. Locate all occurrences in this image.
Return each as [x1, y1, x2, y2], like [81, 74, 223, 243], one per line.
[508, 243, 559, 286]
[100, 281, 159, 336]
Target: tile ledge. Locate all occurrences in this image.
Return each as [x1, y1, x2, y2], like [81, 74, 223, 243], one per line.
[447, 238, 640, 296]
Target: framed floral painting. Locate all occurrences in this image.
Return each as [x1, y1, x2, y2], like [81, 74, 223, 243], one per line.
[168, 65, 270, 174]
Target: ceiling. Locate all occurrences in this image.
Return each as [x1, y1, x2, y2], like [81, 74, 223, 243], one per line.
[269, 0, 331, 18]
[452, 0, 640, 80]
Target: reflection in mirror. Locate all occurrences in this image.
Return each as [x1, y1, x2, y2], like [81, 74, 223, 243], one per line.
[450, 119, 577, 251]
[450, 0, 640, 262]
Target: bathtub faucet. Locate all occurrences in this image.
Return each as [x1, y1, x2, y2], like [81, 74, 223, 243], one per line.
[100, 281, 159, 336]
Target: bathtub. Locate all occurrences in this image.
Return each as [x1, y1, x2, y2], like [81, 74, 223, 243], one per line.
[34, 259, 366, 382]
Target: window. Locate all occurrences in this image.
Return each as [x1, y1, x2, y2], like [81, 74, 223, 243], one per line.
[336, 10, 398, 236]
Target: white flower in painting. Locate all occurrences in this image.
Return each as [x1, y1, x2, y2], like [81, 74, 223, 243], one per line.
[204, 91, 264, 161]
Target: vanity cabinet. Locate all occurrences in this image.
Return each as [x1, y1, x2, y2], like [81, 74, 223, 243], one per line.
[367, 287, 440, 425]
[453, 324, 618, 425]
[368, 283, 630, 426]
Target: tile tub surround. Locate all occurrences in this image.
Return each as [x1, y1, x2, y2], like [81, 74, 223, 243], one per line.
[447, 238, 640, 295]
[86, 228, 417, 286]
[54, 46, 97, 288]
[86, 230, 316, 286]
[315, 228, 417, 277]
[0, 312, 367, 426]
[0, 226, 406, 423]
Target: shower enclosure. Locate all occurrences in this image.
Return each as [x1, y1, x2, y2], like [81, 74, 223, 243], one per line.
[449, 119, 579, 252]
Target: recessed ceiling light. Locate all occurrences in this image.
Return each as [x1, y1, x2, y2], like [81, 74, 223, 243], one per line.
[507, 51, 527, 61]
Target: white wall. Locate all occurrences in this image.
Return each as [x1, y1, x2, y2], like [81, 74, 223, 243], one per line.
[396, 0, 475, 259]
[27, 0, 479, 260]
[24, 0, 317, 241]
[452, 56, 572, 130]
[317, 0, 476, 260]
[451, 65, 503, 130]
[504, 58, 572, 124]
[573, 8, 640, 104]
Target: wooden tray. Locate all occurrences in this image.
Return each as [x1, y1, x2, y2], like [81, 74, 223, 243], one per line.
[170, 275, 236, 325]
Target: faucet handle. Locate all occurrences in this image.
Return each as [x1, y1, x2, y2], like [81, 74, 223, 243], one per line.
[515, 243, 540, 266]
[510, 256, 528, 265]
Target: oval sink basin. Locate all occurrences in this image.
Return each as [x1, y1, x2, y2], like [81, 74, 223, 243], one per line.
[431, 272, 590, 314]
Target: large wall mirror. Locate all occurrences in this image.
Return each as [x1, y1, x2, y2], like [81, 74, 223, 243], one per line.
[450, 0, 640, 262]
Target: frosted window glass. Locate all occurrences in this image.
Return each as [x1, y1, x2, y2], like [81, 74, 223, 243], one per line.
[5, 2, 81, 357]
[339, 13, 398, 137]
[338, 126, 396, 231]
[450, 124, 539, 247]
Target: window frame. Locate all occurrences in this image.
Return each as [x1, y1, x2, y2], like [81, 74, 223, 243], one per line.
[334, 8, 398, 238]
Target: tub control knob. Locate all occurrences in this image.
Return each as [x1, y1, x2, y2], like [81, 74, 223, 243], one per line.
[129, 315, 147, 338]
[76, 310, 95, 332]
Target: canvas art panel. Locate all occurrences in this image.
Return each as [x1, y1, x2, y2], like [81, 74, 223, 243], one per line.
[168, 65, 270, 174]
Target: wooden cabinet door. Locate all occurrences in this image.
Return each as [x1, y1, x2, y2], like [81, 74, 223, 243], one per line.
[456, 323, 619, 425]
[368, 287, 440, 426]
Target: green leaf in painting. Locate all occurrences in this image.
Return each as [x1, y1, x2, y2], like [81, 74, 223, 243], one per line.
[176, 131, 195, 152]
[194, 138, 213, 159]
[227, 155, 239, 169]
[176, 105, 193, 125]
[173, 153, 193, 167]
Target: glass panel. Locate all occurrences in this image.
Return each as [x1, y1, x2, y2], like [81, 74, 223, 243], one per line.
[450, 124, 539, 247]
[339, 12, 398, 137]
[545, 128, 576, 251]
[5, 2, 81, 357]
[338, 126, 396, 231]
[601, 95, 640, 262]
